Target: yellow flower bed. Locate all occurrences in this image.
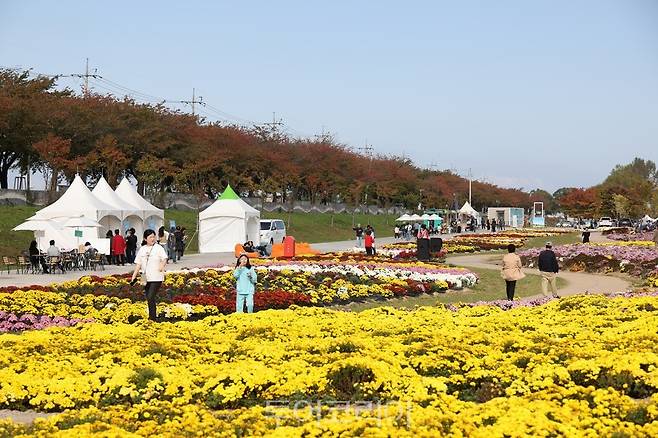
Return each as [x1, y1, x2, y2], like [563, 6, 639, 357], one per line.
[0, 290, 220, 323]
[591, 241, 657, 248]
[0, 293, 656, 438]
[2, 393, 657, 437]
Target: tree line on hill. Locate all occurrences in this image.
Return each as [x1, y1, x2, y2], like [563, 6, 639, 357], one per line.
[1, 68, 655, 217]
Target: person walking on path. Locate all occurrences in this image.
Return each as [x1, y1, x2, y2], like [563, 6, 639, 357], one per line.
[501, 244, 525, 300]
[130, 229, 168, 321]
[581, 228, 591, 244]
[538, 241, 560, 298]
[352, 224, 364, 247]
[234, 254, 257, 313]
[175, 226, 184, 260]
[126, 228, 137, 264]
[167, 227, 178, 263]
[111, 229, 126, 265]
[491, 218, 497, 232]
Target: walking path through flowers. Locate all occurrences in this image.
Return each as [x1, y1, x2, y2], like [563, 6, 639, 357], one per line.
[446, 251, 633, 297]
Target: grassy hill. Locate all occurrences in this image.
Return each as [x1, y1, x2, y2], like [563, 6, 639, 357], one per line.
[0, 205, 397, 256]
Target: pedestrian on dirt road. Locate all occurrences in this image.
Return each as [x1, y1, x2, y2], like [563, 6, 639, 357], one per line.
[538, 242, 560, 298]
[501, 244, 525, 300]
[353, 223, 364, 247]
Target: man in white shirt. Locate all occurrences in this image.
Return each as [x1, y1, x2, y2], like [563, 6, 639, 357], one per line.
[46, 240, 60, 257]
[46, 240, 65, 273]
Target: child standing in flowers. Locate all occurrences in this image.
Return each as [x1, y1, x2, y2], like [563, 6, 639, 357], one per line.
[234, 254, 257, 313]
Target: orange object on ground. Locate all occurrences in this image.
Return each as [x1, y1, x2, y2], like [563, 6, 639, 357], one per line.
[283, 236, 296, 257]
[234, 244, 260, 258]
[270, 239, 319, 258]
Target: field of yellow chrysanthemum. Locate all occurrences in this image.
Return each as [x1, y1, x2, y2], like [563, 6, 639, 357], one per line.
[0, 293, 657, 436]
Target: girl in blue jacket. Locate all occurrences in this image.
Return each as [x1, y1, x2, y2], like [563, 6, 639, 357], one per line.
[234, 254, 257, 313]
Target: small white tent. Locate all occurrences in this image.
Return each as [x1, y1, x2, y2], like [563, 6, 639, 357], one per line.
[92, 176, 142, 233]
[199, 185, 260, 253]
[458, 201, 479, 217]
[114, 177, 164, 235]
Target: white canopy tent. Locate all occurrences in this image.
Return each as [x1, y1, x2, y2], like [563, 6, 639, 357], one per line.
[458, 201, 480, 218]
[409, 214, 423, 221]
[114, 177, 164, 236]
[199, 185, 260, 253]
[32, 174, 119, 243]
[396, 213, 412, 222]
[92, 176, 143, 233]
[641, 215, 655, 223]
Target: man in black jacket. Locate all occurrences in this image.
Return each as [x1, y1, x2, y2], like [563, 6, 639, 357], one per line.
[538, 242, 559, 298]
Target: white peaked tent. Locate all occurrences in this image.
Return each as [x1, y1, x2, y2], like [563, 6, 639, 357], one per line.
[33, 174, 119, 241]
[92, 176, 143, 233]
[199, 185, 260, 253]
[114, 177, 164, 235]
[396, 213, 412, 222]
[35, 174, 116, 221]
[458, 201, 479, 217]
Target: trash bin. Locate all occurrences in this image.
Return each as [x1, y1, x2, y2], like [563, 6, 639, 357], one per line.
[430, 237, 443, 253]
[283, 235, 296, 258]
[416, 238, 430, 261]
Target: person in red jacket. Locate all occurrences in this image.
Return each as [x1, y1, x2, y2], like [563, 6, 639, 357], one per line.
[364, 230, 375, 256]
[111, 229, 127, 265]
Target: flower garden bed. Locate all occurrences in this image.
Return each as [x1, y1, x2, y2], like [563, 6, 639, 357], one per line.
[0, 293, 657, 436]
[0, 258, 478, 324]
[377, 228, 576, 259]
[519, 242, 658, 277]
[606, 230, 655, 242]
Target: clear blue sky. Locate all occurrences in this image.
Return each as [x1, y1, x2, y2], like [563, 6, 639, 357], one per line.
[1, 0, 657, 193]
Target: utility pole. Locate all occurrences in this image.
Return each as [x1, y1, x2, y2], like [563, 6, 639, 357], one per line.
[357, 141, 374, 220]
[263, 112, 284, 133]
[54, 58, 102, 96]
[178, 88, 204, 116]
[468, 168, 473, 205]
[314, 125, 331, 142]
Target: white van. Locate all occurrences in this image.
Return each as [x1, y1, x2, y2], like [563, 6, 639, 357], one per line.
[598, 217, 613, 228]
[259, 219, 286, 245]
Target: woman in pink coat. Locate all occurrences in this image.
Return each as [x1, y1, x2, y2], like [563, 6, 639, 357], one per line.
[501, 244, 525, 300]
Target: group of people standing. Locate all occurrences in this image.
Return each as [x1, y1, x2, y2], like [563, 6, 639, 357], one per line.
[485, 218, 504, 232]
[352, 224, 377, 255]
[157, 226, 187, 264]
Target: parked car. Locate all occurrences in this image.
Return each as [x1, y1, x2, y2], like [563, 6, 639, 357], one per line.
[259, 219, 286, 245]
[598, 217, 613, 228]
[618, 218, 632, 227]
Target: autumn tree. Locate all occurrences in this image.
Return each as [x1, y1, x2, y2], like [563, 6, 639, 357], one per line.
[558, 188, 599, 218]
[31, 134, 80, 199]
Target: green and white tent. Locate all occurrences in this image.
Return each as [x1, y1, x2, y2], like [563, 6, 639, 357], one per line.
[198, 185, 260, 253]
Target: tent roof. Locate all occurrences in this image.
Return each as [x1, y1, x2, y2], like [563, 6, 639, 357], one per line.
[92, 176, 142, 219]
[34, 174, 118, 221]
[115, 177, 164, 218]
[396, 214, 412, 221]
[200, 185, 260, 220]
[218, 184, 240, 200]
[459, 201, 479, 216]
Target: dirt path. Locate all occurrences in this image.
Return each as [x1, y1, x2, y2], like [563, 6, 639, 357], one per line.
[447, 252, 633, 298]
